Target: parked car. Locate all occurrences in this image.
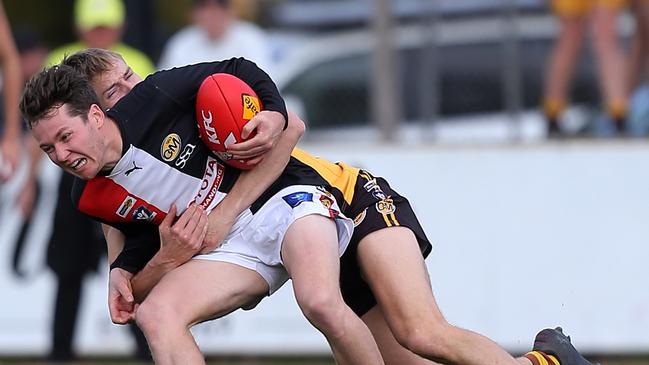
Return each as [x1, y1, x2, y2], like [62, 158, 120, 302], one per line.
[265, 0, 547, 29]
[271, 12, 602, 141]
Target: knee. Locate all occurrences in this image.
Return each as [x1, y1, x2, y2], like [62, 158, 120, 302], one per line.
[135, 298, 179, 341]
[298, 292, 348, 336]
[134, 300, 161, 337]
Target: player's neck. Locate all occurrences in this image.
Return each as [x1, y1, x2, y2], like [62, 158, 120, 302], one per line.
[100, 117, 124, 173]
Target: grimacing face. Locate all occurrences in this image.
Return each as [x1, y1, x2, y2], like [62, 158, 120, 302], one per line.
[91, 58, 143, 109]
[32, 103, 108, 180]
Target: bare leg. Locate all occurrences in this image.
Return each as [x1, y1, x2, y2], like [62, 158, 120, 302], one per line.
[544, 16, 587, 103]
[358, 227, 532, 365]
[281, 215, 384, 365]
[637, 0, 649, 76]
[362, 306, 440, 365]
[590, 4, 628, 123]
[628, 30, 644, 92]
[135, 260, 269, 365]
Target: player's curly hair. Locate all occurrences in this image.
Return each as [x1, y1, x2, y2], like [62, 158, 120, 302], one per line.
[62, 48, 125, 82]
[19, 64, 100, 129]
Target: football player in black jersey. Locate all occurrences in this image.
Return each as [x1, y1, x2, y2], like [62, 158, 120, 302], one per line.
[38, 49, 594, 365]
[21, 59, 385, 365]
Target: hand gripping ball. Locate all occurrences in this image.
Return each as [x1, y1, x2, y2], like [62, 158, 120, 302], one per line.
[196, 73, 262, 169]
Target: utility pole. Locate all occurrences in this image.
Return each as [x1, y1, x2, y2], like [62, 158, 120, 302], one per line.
[502, 0, 522, 142]
[372, 0, 401, 142]
[418, 0, 440, 141]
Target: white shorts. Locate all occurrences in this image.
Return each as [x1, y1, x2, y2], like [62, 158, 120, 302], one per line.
[193, 185, 354, 295]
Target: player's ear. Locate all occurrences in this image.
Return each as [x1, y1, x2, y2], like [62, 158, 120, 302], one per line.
[88, 104, 105, 128]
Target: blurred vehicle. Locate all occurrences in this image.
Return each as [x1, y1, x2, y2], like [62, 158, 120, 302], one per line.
[270, 7, 609, 142]
[265, 0, 547, 29]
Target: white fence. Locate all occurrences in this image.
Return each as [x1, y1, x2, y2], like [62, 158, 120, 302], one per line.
[0, 141, 647, 356]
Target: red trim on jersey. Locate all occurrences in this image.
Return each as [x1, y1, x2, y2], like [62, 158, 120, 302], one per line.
[78, 177, 166, 225]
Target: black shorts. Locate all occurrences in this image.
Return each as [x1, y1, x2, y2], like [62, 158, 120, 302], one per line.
[339, 171, 432, 317]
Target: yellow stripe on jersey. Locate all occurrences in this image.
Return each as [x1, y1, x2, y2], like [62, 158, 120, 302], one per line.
[389, 213, 399, 226]
[380, 212, 399, 227]
[291, 148, 360, 205]
[547, 355, 560, 365]
[359, 171, 372, 182]
[382, 212, 392, 226]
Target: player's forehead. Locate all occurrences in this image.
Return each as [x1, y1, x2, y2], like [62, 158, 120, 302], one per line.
[92, 57, 127, 81]
[32, 104, 79, 137]
[111, 57, 129, 73]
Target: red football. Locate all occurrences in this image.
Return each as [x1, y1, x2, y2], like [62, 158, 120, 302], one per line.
[196, 73, 262, 170]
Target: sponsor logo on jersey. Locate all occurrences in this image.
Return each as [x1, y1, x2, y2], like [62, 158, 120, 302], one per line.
[125, 161, 142, 176]
[282, 191, 313, 208]
[175, 143, 196, 169]
[132, 205, 157, 222]
[375, 198, 396, 215]
[363, 178, 386, 200]
[353, 209, 367, 227]
[161, 133, 182, 162]
[116, 196, 137, 218]
[194, 156, 224, 209]
[242, 94, 261, 120]
[319, 194, 334, 209]
[201, 110, 221, 145]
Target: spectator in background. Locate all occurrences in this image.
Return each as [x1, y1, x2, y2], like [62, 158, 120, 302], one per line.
[12, 28, 47, 222]
[0, 1, 22, 181]
[14, 29, 48, 84]
[543, 0, 628, 137]
[157, 0, 273, 73]
[47, 0, 154, 77]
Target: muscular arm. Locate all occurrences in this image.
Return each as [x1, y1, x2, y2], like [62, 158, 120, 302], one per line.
[201, 111, 306, 251]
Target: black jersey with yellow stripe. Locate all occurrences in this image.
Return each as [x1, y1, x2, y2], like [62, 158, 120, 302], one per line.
[251, 148, 375, 220]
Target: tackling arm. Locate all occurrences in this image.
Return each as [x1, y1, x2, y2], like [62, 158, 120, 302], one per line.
[201, 111, 306, 252]
[106, 204, 208, 305]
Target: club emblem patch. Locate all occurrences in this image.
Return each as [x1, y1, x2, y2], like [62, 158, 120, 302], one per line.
[353, 209, 367, 227]
[319, 194, 334, 209]
[116, 196, 137, 218]
[132, 205, 157, 222]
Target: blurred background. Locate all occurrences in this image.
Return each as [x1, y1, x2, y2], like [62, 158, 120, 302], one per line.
[0, 0, 648, 363]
